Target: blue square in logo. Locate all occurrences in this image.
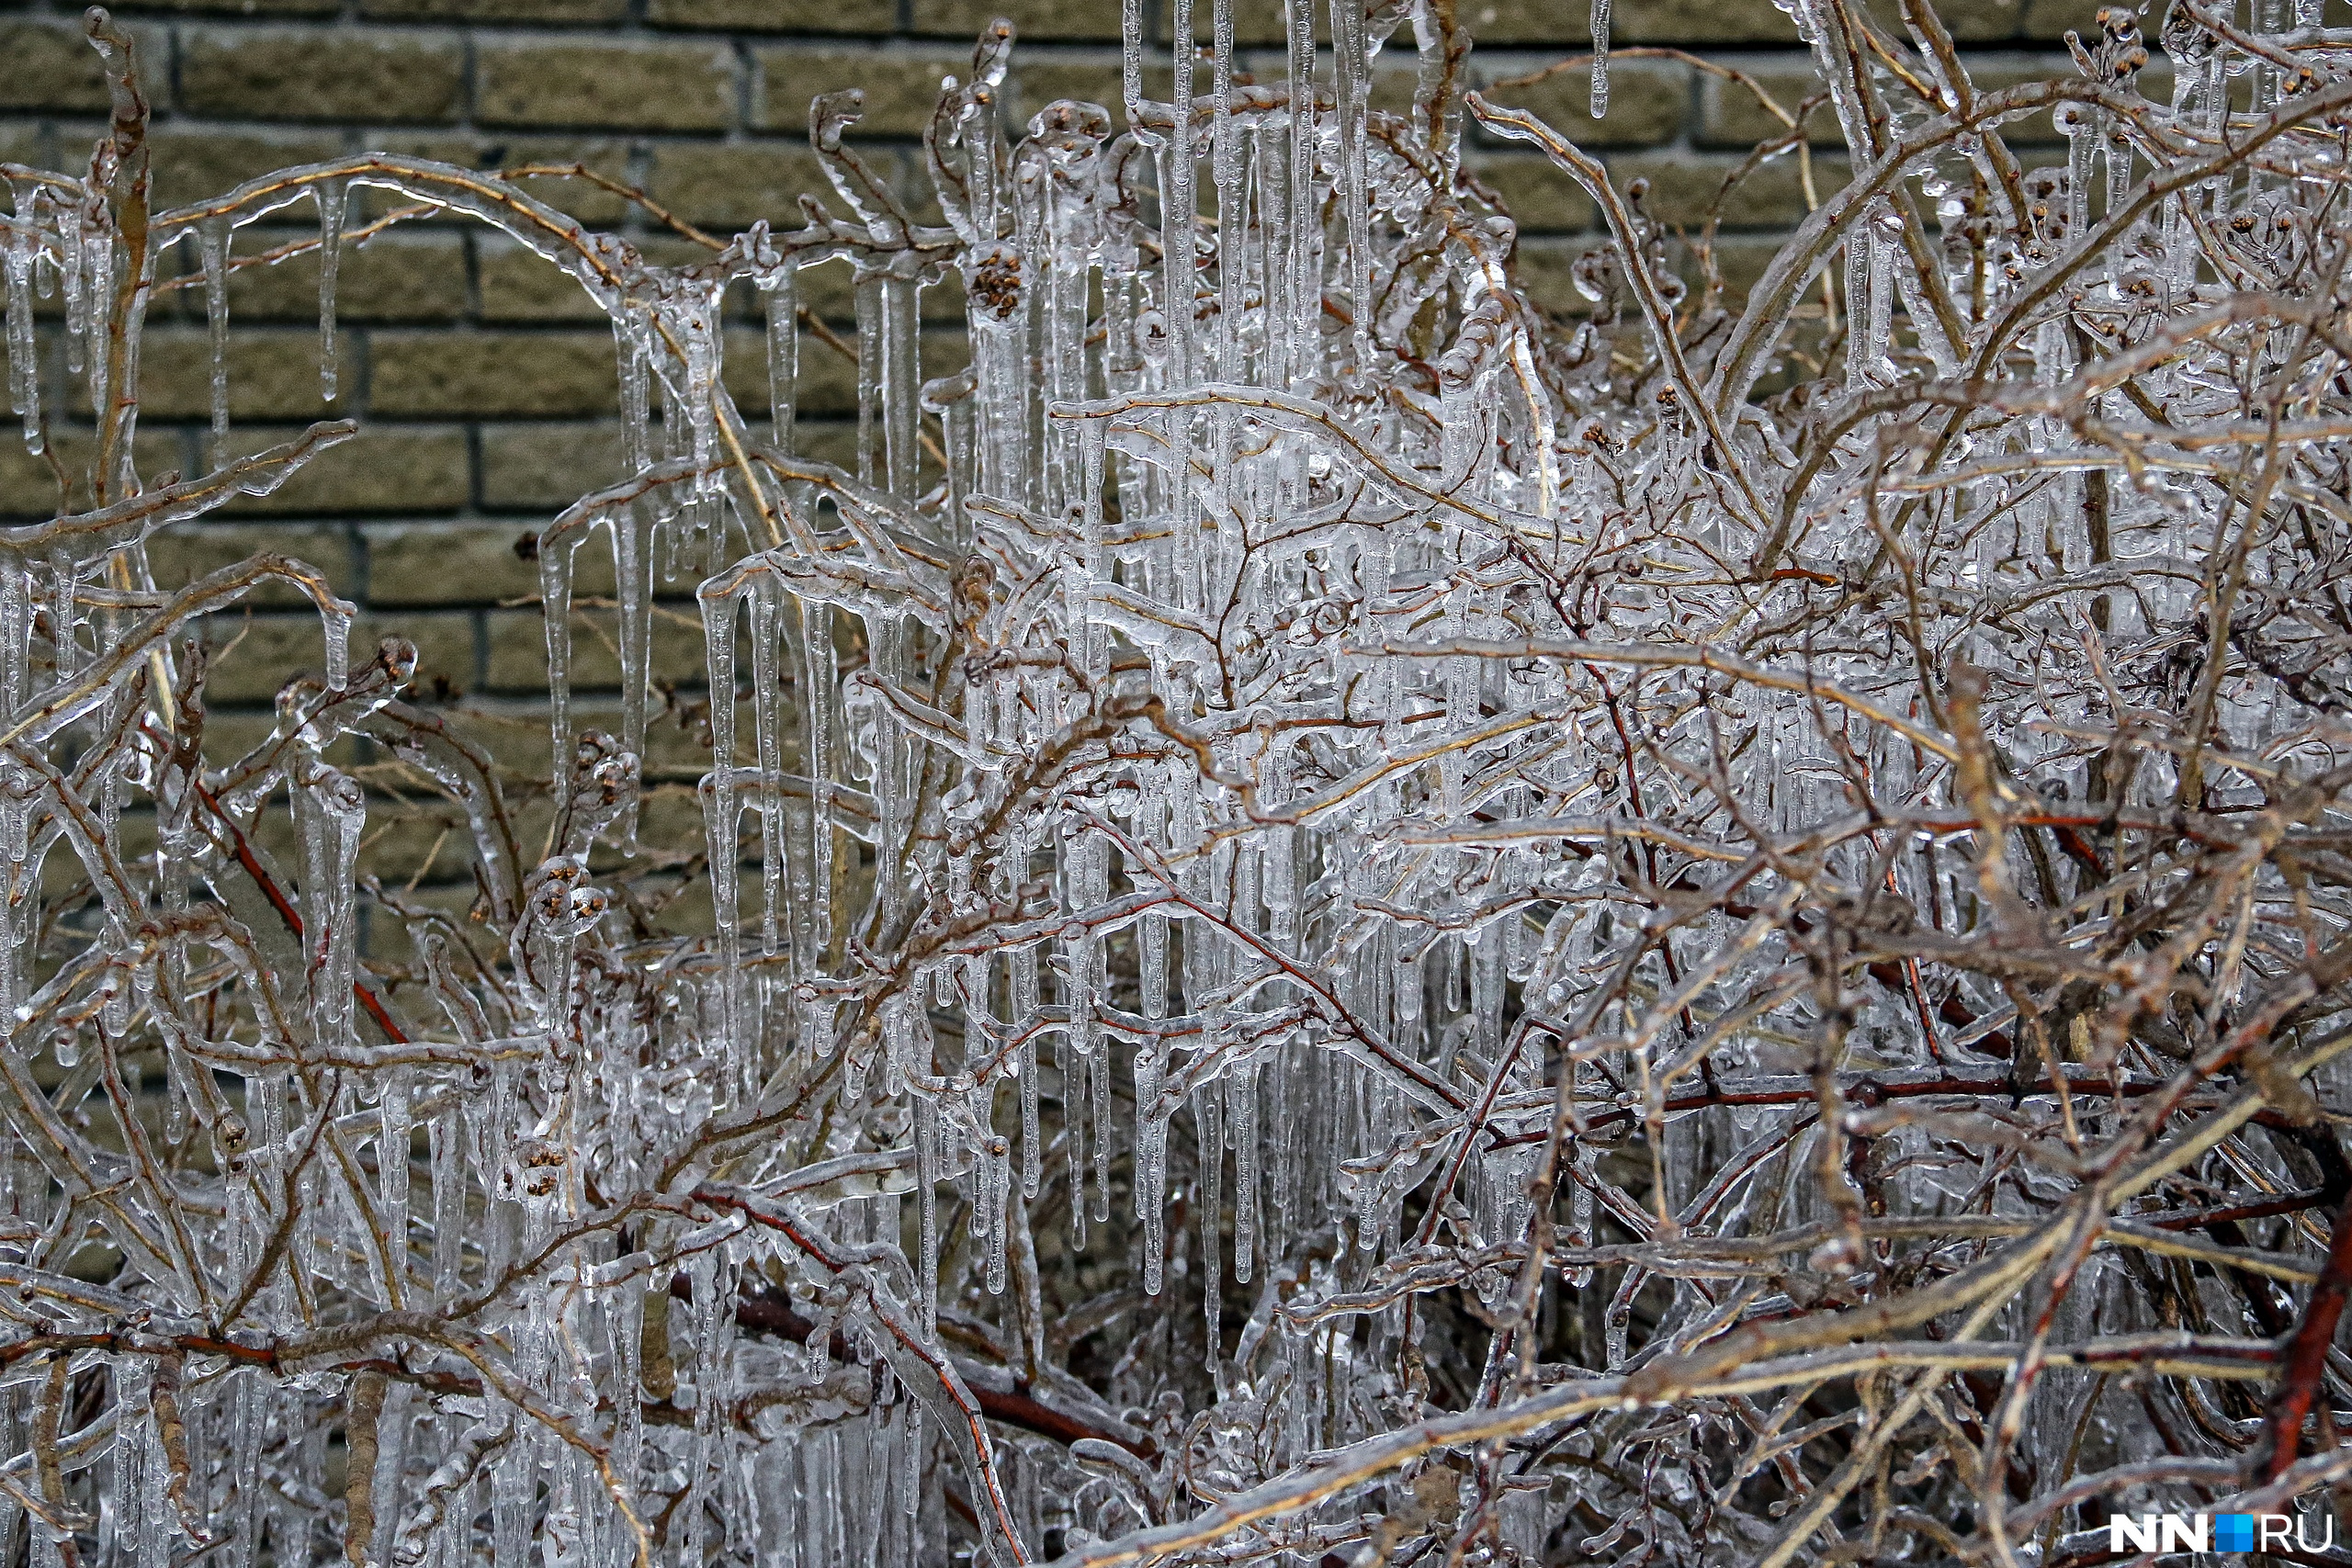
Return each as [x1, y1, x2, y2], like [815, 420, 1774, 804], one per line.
[2215, 1515, 2256, 1552]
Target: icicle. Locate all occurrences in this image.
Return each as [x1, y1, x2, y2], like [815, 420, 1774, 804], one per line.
[379, 1066, 412, 1291]
[1018, 1032, 1040, 1201]
[300, 764, 367, 1057]
[882, 262, 922, 497]
[1136, 1041, 1167, 1294]
[1283, 0, 1315, 389]
[64, 205, 95, 390]
[322, 603, 351, 693]
[854, 268, 884, 488]
[199, 219, 230, 455]
[1141, 909, 1168, 1020]
[590, 515, 643, 830]
[1196, 1085, 1221, 1354]
[1842, 224, 1872, 389]
[1334, 0, 1372, 363]
[1166, 0, 1201, 392]
[1211, 0, 1241, 380]
[491, 1427, 534, 1568]
[1062, 1029, 1088, 1250]
[801, 599, 835, 978]
[915, 1093, 940, 1337]
[1591, 0, 1612, 117]
[1091, 1036, 1113, 1224]
[745, 582, 786, 959]
[980, 1116, 1009, 1297]
[6, 200, 40, 454]
[431, 1105, 465, 1297]
[765, 269, 798, 455]
[314, 180, 345, 401]
[1229, 1062, 1257, 1282]
[616, 316, 653, 475]
[1864, 217, 1894, 378]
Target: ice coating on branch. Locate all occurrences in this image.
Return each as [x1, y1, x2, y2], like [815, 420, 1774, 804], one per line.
[7, 0, 2352, 1563]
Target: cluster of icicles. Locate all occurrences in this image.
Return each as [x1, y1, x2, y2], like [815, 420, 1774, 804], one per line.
[5, 0, 2352, 1563]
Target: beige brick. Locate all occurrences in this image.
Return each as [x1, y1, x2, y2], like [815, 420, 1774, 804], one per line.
[356, 795, 599, 890]
[131, 0, 343, 13]
[1005, 57, 1170, 126]
[634, 793, 710, 856]
[0, 428, 179, 522]
[755, 46, 967, 137]
[484, 231, 699, 327]
[365, 135, 638, 225]
[1369, 61, 1425, 118]
[1891, 0, 2029, 40]
[1950, 57, 2173, 144]
[726, 322, 968, 419]
[558, 694, 720, 775]
[0, 22, 120, 115]
[1695, 51, 2120, 148]
[1159, 1, 1296, 47]
[0, 128, 42, 173]
[925, 0, 1128, 42]
[372, 702, 557, 783]
[1697, 59, 1846, 148]
[791, 420, 863, 472]
[476, 40, 740, 133]
[1515, 231, 1740, 313]
[1474, 57, 1690, 148]
[148, 129, 347, 210]
[196, 713, 299, 769]
[367, 521, 581, 607]
[448, 739, 559, 818]
[179, 28, 464, 124]
[355, 802, 481, 886]
[124, 0, 338, 15]
[478, 236, 615, 323]
[371, 885, 496, 935]
[186, 611, 345, 707]
[138, 328, 344, 423]
[0, 445, 73, 524]
[1705, 233, 1786, 300]
[147, 522, 356, 605]
[1467, 153, 1595, 234]
[792, 257, 863, 322]
[721, 325, 783, 415]
[637, 865, 715, 939]
[2017, 0, 2090, 39]
[1466, 0, 1801, 45]
[213, 425, 471, 516]
[652, 0, 899, 31]
[1604, 149, 1849, 228]
[196, 610, 473, 705]
[479, 423, 631, 512]
[363, 0, 628, 19]
[493, 153, 644, 226]
[646, 143, 834, 231]
[369, 331, 621, 419]
[763, 244, 971, 323]
[483, 603, 705, 693]
[1510, 241, 1591, 319]
[155, 231, 468, 326]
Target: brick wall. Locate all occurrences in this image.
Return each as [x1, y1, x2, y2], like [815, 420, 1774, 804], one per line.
[0, 0, 2100, 895]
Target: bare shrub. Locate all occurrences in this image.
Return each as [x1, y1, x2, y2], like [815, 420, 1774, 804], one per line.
[2, 0, 2350, 1563]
